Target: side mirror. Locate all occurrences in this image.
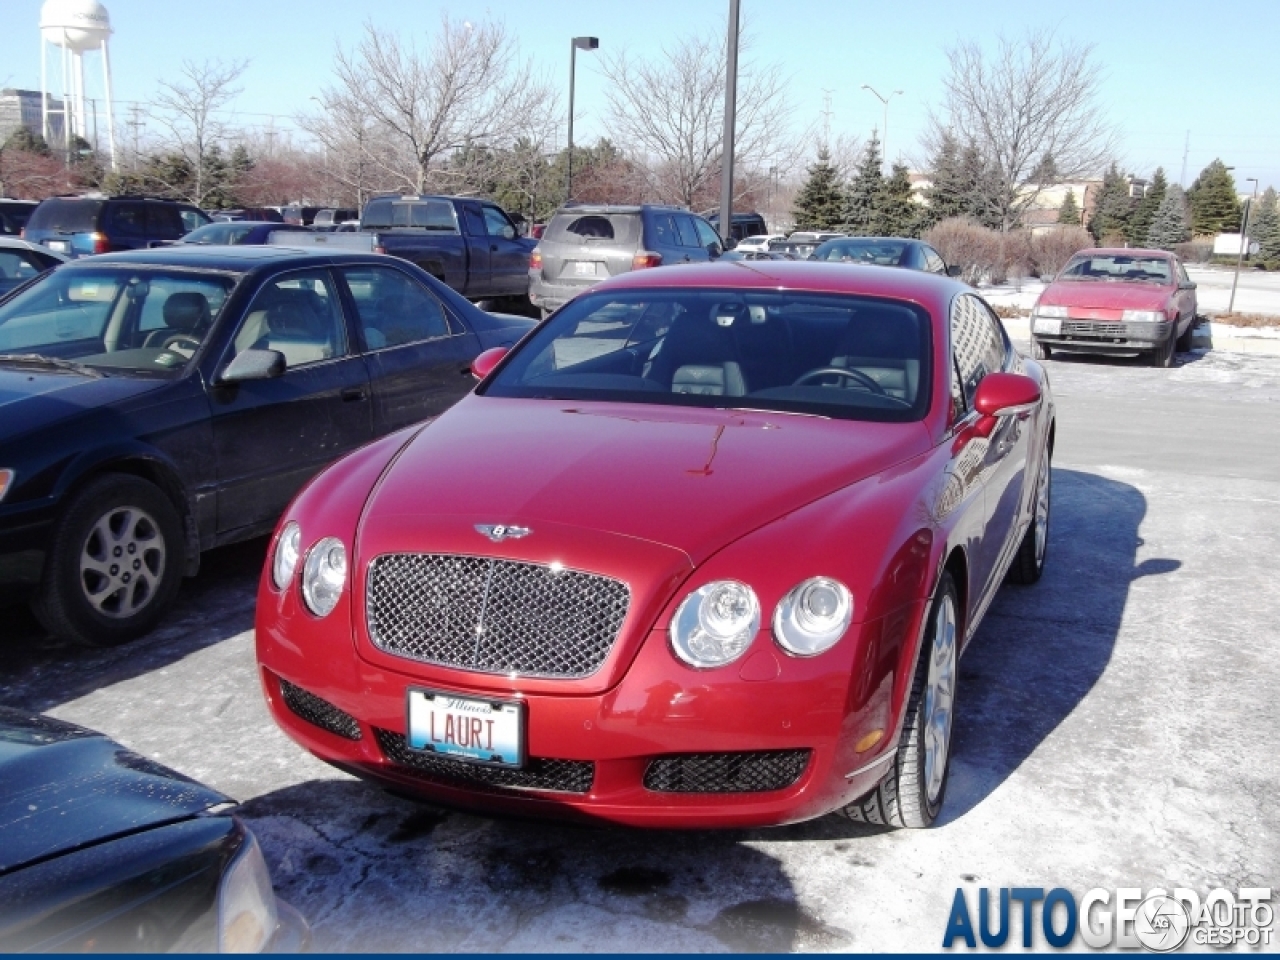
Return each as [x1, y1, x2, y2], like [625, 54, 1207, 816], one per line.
[501, 224, 516, 241]
[218, 348, 286, 383]
[973, 372, 1041, 418]
[1180, 281, 1197, 290]
[947, 264, 963, 278]
[723, 236, 738, 251]
[471, 346, 508, 381]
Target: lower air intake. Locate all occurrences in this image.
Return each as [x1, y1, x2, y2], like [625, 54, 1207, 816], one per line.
[373, 728, 594, 795]
[644, 750, 811, 793]
[278, 678, 362, 741]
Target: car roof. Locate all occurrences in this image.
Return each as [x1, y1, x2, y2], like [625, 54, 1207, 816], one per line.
[1077, 247, 1173, 258]
[595, 259, 966, 303]
[68, 245, 385, 272]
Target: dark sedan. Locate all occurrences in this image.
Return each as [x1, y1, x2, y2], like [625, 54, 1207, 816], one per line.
[0, 708, 307, 952]
[0, 246, 533, 646]
[811, 237, 961, 276]
[178, 221, 313, 246]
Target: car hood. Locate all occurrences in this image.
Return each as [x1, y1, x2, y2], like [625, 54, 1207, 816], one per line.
[0, 368, 167, 447]
[0, 709, 229, 874]
[1039, 280, 1171, 311]
[361, 396, 932, 566]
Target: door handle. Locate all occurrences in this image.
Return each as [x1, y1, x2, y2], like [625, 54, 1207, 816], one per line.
[341, 387, 367, 402]
[490, 244, 499, 252]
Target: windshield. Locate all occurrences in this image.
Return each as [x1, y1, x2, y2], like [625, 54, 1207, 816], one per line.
[182, 223, 256, 244]
[0, 267, 237, 376]
[484, 288, 931, 422]
[816, 239, 910, 265]
[1058, 254, 1172, 284]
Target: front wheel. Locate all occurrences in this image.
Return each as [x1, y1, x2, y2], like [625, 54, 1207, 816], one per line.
[839, 572, 959, 828]
[1175, 317, 1195, 353]
[1008, 438, 1051, 585]
[1150, 335, 1175, 368]
[1031, 338, 1051, 361]
[32, 475, 185, 647]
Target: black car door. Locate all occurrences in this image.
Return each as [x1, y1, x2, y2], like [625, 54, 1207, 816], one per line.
[479, 203, 531, 296]
[338, 264, 481, 432]
[207, 267, 373, 536]
[458, 203, 492, 295]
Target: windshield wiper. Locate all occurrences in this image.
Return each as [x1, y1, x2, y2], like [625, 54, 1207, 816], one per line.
[0, 353, 106, 378]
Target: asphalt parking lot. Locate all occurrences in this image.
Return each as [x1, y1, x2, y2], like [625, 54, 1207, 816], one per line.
[3, 343, 1278, 952]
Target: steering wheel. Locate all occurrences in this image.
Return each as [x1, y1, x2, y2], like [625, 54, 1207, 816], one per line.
[160, 334, 202, 354]
[793, 366, 887, 394]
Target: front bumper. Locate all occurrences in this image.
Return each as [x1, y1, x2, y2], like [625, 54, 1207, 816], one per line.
[0, 499, 57, 599]
[528, 274, 603, 312]
[1032, 317, 1172, 353]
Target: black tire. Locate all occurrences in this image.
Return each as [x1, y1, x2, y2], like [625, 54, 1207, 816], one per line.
[1150, 335, 1174, 368]
[1031, 338, 1051, 361]
[1175, 317, 1195, 353]
[839, 572, 959, 829]
[32, 475, 185, 647]
[1007, 439, 1051, 585]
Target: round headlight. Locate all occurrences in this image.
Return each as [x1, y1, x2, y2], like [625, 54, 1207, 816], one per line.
[271, 522, 301, 591]
[772, 577, 853, 656]
[670, 580, 760, 668]
[301, 537, 347, 617]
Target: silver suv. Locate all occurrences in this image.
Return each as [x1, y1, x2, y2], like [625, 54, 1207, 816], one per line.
[529, 204, 728, 317]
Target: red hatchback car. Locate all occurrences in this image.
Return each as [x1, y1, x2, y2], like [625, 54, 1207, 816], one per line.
[255, 262, 1056, 829]
[1030, 247, 1198, 367]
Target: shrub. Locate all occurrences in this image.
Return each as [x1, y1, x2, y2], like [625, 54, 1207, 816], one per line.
[1173, 242, 1212, 264]
[1028, 227, 1092, 278]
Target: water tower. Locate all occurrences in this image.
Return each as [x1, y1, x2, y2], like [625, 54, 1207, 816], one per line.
[40, 0, 117, 169]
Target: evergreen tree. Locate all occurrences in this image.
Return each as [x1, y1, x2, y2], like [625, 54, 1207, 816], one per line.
[923, 132, 969, 227]
[843, 134, 885, 234]
[1128, 167, 1166, 246]
[2, 128, 52, 156]
[1245, 185, 1276, 240]
[791, 147, 844, 230]
[1146, 184, 1191, 249]
[1057, 188, 1081, 225]
[957, 142, 1001, 230]
[1089, 162, 1133, 243]
[1251, 187, 1280, 264]
[878, 163, 921, 237]
[1187, 159, 1242, 236]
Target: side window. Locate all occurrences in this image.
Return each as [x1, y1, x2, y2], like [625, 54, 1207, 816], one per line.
[341, 266, 450, 349]
[1176, 261, 1190, 285]
[482, 205, 514, 237]
[0, 250, 46, 283]
[106, 203, 147, 237]
[178, 207, 208, 233]
[232, 269, 348, 369]
[148, 204, 185, 240]
[950, 294, 1007, 410]
[923, 248, 946, 274]
[650, 214, 678, 247]
[674, 215, 700, 247]
[461, 205, 486, 236]
[692, 217, 721, 250]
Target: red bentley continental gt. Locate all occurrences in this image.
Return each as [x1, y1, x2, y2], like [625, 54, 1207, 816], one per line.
[255, 261, 1056, 829]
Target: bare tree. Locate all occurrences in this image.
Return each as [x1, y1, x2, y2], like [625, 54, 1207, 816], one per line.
[930, 30, 1115, 231]
[317, 16, 558, 195]
[149, 59, 248, 207]
[599, 28, 802, 210]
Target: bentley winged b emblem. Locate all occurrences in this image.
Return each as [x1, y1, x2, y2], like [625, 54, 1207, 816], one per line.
[475, 524, 532, 543]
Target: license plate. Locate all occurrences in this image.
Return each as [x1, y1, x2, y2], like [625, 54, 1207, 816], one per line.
[572, 260, 596, 276]
[47, 240, 69, 252]
[406, 689, 524, 766]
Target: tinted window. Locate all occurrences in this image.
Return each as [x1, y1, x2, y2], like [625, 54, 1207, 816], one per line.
[148, 204, 186, 240]
[26, 198, 103, 233]
[485, 288, 930, 423]
[692, 218, 721, 250]
[674, 216, 699, 247]
[649, 214, 679, 247]
[106, 203, 147, 237]
[178, 207, 210, 233]
[546, 213, 640, 245]
[461, 205, 486, 236]
[232, 269, 348, 369]
[951, 294, 1007, 409]
[482, 205, 514, 237]
[341, 266, 450, 348]
[0, 202, 36, 235]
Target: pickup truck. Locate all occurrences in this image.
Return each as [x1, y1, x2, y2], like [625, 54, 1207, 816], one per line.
[271, 196, 534, 304]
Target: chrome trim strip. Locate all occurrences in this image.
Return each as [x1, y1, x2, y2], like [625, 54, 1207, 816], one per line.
[844, 751, 894, 781]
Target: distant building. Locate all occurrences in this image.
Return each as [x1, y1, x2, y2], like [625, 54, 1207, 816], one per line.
[0, 88, 65, 148]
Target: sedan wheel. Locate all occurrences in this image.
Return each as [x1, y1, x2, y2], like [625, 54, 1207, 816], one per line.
[840, 572, 960, 828]
[33, 475, 185, 647]
[1008, 439, 1051, 585]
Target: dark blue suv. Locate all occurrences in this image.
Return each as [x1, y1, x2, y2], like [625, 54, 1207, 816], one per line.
[23, 196, 211, 258]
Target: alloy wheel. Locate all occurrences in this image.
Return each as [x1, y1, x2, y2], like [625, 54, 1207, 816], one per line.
[78, 505, 167, 619]
[923, 592, 957, 806]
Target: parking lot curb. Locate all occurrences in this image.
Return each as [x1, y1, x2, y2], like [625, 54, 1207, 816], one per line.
[998, 317, 1280, 358]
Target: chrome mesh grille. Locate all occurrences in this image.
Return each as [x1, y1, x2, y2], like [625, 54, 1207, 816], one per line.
[644, 750, 811, 794]
[373, 728, 594, 794]
[366, 554, 630, 679]
[278, 678, 362, 741]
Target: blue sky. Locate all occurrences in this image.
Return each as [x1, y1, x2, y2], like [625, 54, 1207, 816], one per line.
[3, 0, 1277, 193]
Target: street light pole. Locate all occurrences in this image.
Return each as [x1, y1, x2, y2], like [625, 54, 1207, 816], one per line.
[1229, 177, 1259, 314]
[566, 36, 599, 205]
[860, 85, 902, 174]
[718, 0, 740, 244]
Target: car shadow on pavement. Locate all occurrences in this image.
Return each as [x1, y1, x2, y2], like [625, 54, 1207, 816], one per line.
[762, 467, 1172, 839]
[0, 536, 267, 713]
[239, 778, 851, 953]
[1044, 348, 1208, 369]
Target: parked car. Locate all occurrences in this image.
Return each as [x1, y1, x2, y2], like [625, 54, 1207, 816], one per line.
[0, 245, 533, 646]
[768, 238, 822, 259]
[256, 260, 1055, 830]
[528, 204, 729, 318]
[811, 237, 961, 276]
[211, 207, 285, 224]
[0, 236, 66, 296]
[0, 708, 308, 952]
[280, 205, 323, 226]
[0, 200, 38, 236]
[720, 248, 794, 261]
[1029, 247, 1198, 367]
[177, 221, 314, 246]
[22, 196, 211, 258]
[735, 233, 787, 253]
[311, 208, 358, 230]
[703, 210, 769, 242]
